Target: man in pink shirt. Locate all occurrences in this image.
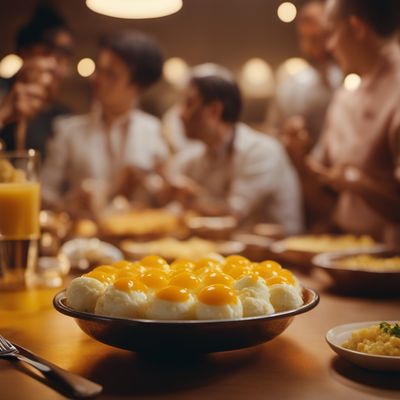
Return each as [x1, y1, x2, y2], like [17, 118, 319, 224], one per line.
[284, 0, 400, 244]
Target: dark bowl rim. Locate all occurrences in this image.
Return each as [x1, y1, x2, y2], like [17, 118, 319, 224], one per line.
[312, 248, 400, 275]
[53, 286, 319, 326]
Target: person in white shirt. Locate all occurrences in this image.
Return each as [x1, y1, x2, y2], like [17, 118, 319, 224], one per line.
[42, 31, 168, 216]
[166, 74, 303, 235]
[162, 63, 233, 153]
[267, 0, 342, 145]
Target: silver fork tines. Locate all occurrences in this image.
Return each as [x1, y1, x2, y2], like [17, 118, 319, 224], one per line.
[0, 335, 17, 356]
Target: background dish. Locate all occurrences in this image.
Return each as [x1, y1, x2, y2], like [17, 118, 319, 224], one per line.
[270, 235, 382, 268]
[120, 237, 245, 261]
[326, 321, 400, 372]
[312, 249, 400, 294]
[53, 287, 319, 353]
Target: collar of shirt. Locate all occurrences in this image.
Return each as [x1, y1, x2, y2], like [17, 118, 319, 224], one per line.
[90, 102, 136, 131]
[205, 127, 236, 161]
[360, 42, 400, 92]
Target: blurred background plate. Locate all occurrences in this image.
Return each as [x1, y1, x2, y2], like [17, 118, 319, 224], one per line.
[269, 234, 381, 268]
[120, 237, 245, 262]
[60, 238, 123, 272]
[53, 287, 319, 353]
[98, 208, 187, 241]
[312, 248, 400, 294]
[184, 215, 238, 241]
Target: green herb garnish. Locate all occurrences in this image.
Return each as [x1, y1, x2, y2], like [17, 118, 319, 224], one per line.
[379, 322, 400, 338]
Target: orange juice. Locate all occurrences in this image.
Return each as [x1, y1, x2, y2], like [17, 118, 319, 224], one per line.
[0, 182, 40, 239]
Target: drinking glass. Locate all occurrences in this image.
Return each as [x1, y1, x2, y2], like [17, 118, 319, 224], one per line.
[0, 150, 40, 289]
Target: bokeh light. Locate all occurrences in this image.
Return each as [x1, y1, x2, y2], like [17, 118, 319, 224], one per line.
[240, 58, 274, 97]
[277, 2, 297, 23]
[77, 58, 95, 77]
[163, 57, 189, 87]
[0, 54, 23, 78]
[276, 57, 309, 83]
[343, 73, 361, 91]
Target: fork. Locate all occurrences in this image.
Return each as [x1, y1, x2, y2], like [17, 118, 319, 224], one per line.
[0, 335, 102, 398]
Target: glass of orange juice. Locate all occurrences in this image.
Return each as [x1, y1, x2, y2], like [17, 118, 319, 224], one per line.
[0, 150, 40, 290]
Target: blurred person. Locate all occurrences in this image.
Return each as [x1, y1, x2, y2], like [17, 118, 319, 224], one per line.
[0, 1, 73, 157]
[41, 31, 167, 217]
[284, 0, 400, 244]
[267, 0, 342, 144]
[162, 63, 232, 153]
[164, 74, 303, 235]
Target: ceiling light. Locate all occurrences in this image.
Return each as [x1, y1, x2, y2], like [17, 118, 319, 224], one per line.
[86, 0, 183, 19]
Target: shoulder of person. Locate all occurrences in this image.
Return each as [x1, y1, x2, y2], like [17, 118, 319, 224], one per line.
[52, 113, 92, 134]
[236, 123, 285, 154]
[133, 109, 161, 131]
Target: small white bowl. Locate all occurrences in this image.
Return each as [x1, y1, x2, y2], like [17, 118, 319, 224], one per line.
[326, 321, 400, 372]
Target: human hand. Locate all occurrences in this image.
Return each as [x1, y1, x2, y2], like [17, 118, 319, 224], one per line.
[0, 56, 57, 124]
[111, 166, 147, 199]
[306, 157, 363, 192]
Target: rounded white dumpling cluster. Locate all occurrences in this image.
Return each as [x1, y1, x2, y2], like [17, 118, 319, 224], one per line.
[95, 285, 148, 318]
[66, 276, 106, 313]
[65, 255, 304, 320]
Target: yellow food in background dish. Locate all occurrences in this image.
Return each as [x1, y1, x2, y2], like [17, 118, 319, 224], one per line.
[282, 234, 375, 253]
[100, 209, 180, 236]
[335, 255, 400, 272]
[342, 322, 400, 356]
[65, 255, 304, 320]
[122, 237, 221, 260]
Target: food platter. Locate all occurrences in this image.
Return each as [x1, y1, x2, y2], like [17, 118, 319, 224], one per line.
[53, 287, 319, 353]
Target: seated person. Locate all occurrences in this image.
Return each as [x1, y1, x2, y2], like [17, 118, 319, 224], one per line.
[162, 63, 233, 153]
[164, 73, 304, 235]
[0, 3, 73, 157]
[42, 31, 167, 217]
[283, 0, 400, 244]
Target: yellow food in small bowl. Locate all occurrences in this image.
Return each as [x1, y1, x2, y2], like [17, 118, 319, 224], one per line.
[342, 322, 400, 356]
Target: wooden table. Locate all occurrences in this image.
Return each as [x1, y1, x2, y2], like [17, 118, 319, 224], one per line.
[0, 271, 399, 400]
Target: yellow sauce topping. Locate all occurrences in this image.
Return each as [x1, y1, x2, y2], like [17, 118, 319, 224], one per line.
[114, 277, 147, 292]
[203, 271, 235, 287]
[278, 268, 295, 285]
[93, 265, 117, 275]
[198, 284, 238, 306]
[266, 275, 289, 286]
[169, 272, 200, 290]
[170, 259, 195, 271]
[193, 258, 221, 271]
[84, 271, 114, 284]
[140, 255, 168, 269]
[156, 286, 190, 302]
[138, 269, 169, 289]
[224, 255, 251, 269]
